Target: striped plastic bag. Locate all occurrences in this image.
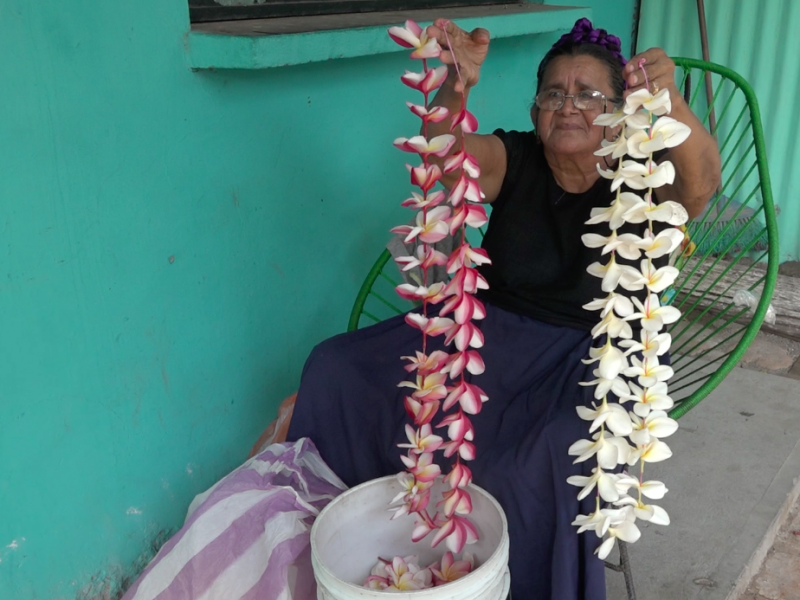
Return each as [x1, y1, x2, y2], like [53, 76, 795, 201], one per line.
[123, 438, 347, 600]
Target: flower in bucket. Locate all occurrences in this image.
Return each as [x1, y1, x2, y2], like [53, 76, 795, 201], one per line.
[568, 61, 690, 560]
[383, 18, 491, 563]
[364, 552, 474, 590]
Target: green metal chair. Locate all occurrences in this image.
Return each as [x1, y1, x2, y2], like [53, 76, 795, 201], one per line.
[346, 58, 778, 599]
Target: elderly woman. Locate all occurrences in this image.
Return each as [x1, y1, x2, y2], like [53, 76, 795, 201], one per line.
[287, 18, 720, 600]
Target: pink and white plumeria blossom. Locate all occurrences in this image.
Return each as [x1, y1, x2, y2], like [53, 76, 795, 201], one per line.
[569, 63, 691, 561]
[384, 19, 492, 559]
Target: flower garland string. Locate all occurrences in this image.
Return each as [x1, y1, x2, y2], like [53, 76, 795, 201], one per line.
[386, 19, 491, 558]
[568, 61, 692, 559]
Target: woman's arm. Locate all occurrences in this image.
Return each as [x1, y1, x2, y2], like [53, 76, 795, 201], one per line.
[424, 20, 507, 204]
[624, 48, 722, 219]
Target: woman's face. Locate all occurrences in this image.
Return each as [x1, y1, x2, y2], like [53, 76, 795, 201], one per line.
[533, 54, 618, 157]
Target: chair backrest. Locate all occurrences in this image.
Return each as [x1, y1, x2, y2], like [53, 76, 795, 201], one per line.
[665, 58, 778, 419]
[348, 58, 779, 421]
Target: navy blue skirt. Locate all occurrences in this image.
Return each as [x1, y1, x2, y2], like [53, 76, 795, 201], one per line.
[287, 303, 606, 600]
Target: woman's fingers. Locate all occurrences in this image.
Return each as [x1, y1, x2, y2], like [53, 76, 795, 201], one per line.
[623, 47, 676, 98]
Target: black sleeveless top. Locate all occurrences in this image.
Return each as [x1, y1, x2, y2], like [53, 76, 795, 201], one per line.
[478, 129, 659, 331]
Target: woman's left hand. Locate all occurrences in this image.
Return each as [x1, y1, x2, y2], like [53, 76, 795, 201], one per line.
[623, 48, 679, 101]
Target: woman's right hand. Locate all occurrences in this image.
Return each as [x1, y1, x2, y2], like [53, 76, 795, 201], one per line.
[425, 19, 490, 93]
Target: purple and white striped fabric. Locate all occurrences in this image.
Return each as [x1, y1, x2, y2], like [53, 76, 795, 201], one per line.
[122, 438, 347, 600]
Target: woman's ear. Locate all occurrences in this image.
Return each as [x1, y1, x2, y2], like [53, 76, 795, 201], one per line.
[530, 105, 538, 132]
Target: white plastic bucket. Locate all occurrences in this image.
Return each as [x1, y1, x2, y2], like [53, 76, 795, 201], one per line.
[310, 475, 510, 600]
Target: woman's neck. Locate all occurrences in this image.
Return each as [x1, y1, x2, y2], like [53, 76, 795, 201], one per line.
[544, 147, 603, 193]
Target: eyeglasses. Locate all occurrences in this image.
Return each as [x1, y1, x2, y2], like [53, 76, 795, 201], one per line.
[534, 90, 613, 111]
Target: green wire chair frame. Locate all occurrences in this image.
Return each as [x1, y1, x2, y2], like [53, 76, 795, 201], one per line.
[666, 57, 778, 419]
[347, 58, 779, 423]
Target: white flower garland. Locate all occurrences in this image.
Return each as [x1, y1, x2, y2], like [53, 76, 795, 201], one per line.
[568, 85, 692, 560]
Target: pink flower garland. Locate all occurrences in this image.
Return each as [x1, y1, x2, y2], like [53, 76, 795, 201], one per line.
[387, 20, 491, 554]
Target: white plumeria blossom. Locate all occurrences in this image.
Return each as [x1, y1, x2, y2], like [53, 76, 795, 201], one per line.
[622, 381, 674, 417]
[624, 88, 672, 116]
[629, 410, 679, 445]
[567, 467, 621, 502]
[583, 292, 635, 318]
[576, 395, 633, 436]
[573, 85, 690, 559]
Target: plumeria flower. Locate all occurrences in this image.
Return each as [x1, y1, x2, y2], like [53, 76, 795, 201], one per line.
[622, 381, 674, 417]
[619, 329, 672, 359]
[411, 513, 447, 543]
[447, 243, 491, 272]
[630, 294, 681, 332]
[400, 189, 447, 210]
[389, 472, 432, 519]
[399, 423, 444, 454]
[400, 451, 442, 483]
[439, 486, 473, 517]
[407, 162, 443, 191]
[626, 117, 691, 158]
[585, 192, 640, 230]
[440, 291, 486, 324]
[431, 551, 474, 585]
[443, 266, 488, 297]
[624, 87, 672, 116]
[623, 194, 688, 227]
[573, 504, 622, 536]
[595, 511, 642, 560]
[396, 245, 448, 273]
[394, 134, 456, 157]
[437, 409, 474, 443]
[628, 439, 673, 464]
[398, 372, 448, 403]
[444, 151, 481, 178]
[580, 367, 631, 401]
[404, 313, 454, 336]
[583, 292, 634, 318]
[624, 355, 674, 388]
[595, 128, 629, 159]
[384, 555, 434, 590]
[443, 380, 488, 415]
[582, 340, 629, 383]
[576, 396, 633, 436]
[395, 281, 447, 303]
[593, 108, 629, 128]
[448, 174, 484, 207]
[635, 227, 685, 258]
[449, 202, 489, 235]
[615, 497, 671, 526]
[587, 255, 644, 293]
[389, 20, 442, 59]
[404, 396, 440, 425]
[567, 466, 621, 501]
[444, 320, 485, 351]
[445, 462, 473, 489]
[627, 259, 679, 294]
[445, 349, 485, 378]
[451, 108, 479, 133]
[407, 102, 450, 123]
[441, 438, 476, 460]
[629, 410, 679, 445]
[590, 309, 634, 340]
[615, 476, 668, 500]
[401, 65, 449, 94]
[402, 350, 450, 375]
[431, 515, 479, 553]
[623, 109, 653, 130]
[569, 430, 632, 469]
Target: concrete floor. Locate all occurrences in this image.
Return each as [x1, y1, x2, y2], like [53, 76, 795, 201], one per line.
[604, 365, 800, 600]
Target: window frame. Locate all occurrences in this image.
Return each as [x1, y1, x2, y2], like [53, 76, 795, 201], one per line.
[189, 0, 515, 24]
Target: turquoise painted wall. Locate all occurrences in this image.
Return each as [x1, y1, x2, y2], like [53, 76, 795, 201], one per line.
[0, 1, 634, 597]
[638, 0, 800, 261]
